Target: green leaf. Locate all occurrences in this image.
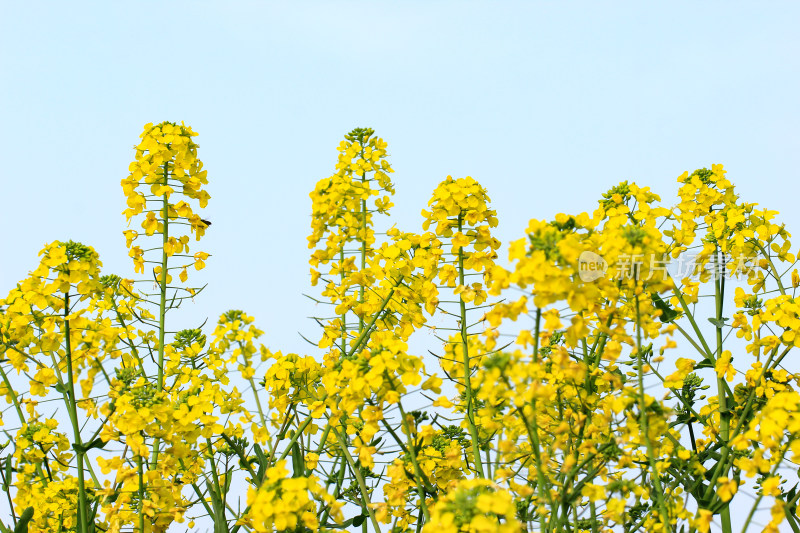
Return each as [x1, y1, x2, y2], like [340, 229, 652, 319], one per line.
[651, 293, 679, 323]
[352, 514, 366, 527]
[695, 357, 715, 370]
[73, 438, 106, 454]
[291, 441, 303, 478]
[13, 508, 33, 533]
[325, 517, 355, 529]
[785, 483, 798, 513]
[253, 444, 267, 482]
[253, 444, 267, 466]
[2, 456, 12, 491]
[707, 317, 729, 329]
[86, 437, 106, 451]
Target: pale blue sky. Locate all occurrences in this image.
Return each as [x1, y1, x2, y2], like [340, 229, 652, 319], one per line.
[1, 2, 799, 530]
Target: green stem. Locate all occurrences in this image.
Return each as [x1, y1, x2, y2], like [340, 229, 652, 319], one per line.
[206, 438, 227, 533]
[137, 455, 145, 533]
[634, 293, 670, 527]
[179, 457, 216, 520]
[346, 285, 397, 359]
[157, 160, 170, 389]
[457, 215, 485, 478]
[648, 366, 712, 428]
[572, 505, 578, 533]
[671, 281, 714, 360]
[702, 348, 781, 506]
[359, 165, 368, 334]
[248, 375, 269, 432]
[331, 425, 381, 533]
[151, 160, 170, 470]
[276, 411, 319, 463]
[340, 248, 348, 354]
[589, 501, 599, 533]
[64, 292, 89, 533]
[525, 309, 551, 532]
[754, 241, 786, 295]
[785, 512, 800, 533]
[397, 402, 431, 522]
[713, 248, 733, 533]
[220, 434, 258, 486]
[240, 339, 269, 440]
[319, 455, 346, 527]
[673, 322, 713, 361]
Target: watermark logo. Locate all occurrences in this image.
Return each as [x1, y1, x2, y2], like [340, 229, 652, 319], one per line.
[577, 251, 758, 283]
[578, 251, 608, 282]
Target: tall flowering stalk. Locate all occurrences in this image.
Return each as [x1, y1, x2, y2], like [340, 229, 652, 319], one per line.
[305, 128, 445, 532]
[308, 127, 395, 352]
[118, 122, 212, 526]
[422, 176, 500, 479]
[114, 123, 259, 533]
[121, 121, 211, 391]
